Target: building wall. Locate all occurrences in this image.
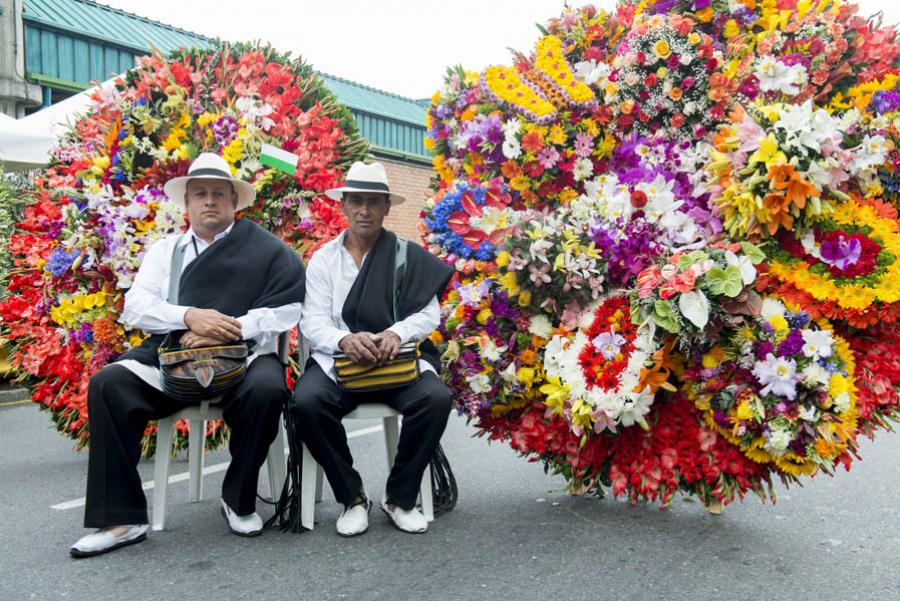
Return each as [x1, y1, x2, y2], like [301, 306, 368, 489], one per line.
[380, 159, 434, 245]
[1, 0, 42, 117]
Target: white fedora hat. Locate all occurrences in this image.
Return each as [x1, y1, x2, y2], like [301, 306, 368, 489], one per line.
[325, 161, 406, 205]
[163, 153, 256, 211]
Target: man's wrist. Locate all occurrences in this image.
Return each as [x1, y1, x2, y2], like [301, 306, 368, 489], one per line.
[385, 325, 407, 345]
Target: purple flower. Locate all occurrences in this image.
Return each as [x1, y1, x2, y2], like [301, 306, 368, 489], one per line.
[819, 235, 862, 270]
[755, 340, 774, 359]
[777, 329, 805, 357]
[869, 90, 900, 115]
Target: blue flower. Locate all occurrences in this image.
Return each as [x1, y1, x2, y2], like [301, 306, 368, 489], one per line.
[46, 247, 79, 277]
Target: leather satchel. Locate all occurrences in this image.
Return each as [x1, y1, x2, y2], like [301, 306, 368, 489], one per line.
[333, 238, 421, 393]
[159, 335, 249, 400]
[158, 235, 249, 401]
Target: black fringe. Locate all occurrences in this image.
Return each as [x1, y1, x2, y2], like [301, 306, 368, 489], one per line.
[262, 399, 306, 533]
[429, 442, 457, 517]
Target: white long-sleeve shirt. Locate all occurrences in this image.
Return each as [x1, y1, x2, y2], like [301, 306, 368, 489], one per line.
[116, 224, 303, 390]
[300, 230, 440, 382]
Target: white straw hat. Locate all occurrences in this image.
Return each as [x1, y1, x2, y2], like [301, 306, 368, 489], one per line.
[325, 161, 406, 205]
[163, 153, 256, 211]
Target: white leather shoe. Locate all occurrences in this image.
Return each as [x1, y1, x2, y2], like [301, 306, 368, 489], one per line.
[336, 498, 372, 537]
[69, 524, 148, 558]
[380, 494, 428, 534]
[220, 499, 263, 537]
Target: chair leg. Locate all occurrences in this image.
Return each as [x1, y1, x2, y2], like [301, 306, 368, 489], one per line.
[265, 422, 287, 502]
[420, 463, 434, 522]
[383, 415, 400, 470]
[315, 466, 324, 503]
[300, 442, 317, 530]
[188, 419, 206, 503]
[152, 418, 176, 532]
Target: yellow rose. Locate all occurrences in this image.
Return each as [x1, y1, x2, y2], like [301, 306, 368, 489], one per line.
[723, 19, 740, 38]
[476, 308, 493, 325]
[495, 251, 511, 267]
[500, 272, 520, 295]
[653, 39, 672, 60]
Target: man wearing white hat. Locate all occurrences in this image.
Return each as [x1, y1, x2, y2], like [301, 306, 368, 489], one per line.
[291, 161, 454, 536]
[70, 153, 305, 557]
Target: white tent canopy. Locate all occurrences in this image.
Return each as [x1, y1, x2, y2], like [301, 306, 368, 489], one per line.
[0, 113, 56, 171]
[0, 76, 119, 171]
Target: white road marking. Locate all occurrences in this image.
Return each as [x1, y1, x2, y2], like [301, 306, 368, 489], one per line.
[50, 425, 383, 511]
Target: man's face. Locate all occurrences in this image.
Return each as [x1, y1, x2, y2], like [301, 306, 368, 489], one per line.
[342, 192, 391, 239]
[184, 179, 238, 234]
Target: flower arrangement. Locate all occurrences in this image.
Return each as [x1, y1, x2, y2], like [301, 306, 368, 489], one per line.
[767, 197, 900, 326]
[685, 298, 858, 477]
[0, 43, 367, 455]
[611, 13, 726, 136]
[632, 242, 764, 340]
[541, 294, 658, 433]
[423, 0, 900, 508]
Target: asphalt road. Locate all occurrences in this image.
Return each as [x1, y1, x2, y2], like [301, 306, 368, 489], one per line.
[1, 400, 898, 601]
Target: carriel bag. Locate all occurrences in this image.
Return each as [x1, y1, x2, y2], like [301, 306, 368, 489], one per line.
[158, 235, 249, 401]
[333, 238, 421, 393]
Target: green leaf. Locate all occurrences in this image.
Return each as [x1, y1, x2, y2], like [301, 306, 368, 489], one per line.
[652, 300, 681, 333]
[740, 242, 767, 265]
[705, 265, 743, 297]
[678, 250, 710, 269]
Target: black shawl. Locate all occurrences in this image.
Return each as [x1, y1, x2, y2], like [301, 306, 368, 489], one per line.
[120, 219, 306, 367]
[341, 229, 454, 371]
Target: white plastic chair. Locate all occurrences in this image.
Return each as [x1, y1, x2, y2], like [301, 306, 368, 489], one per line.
[295, 335, 434, 530]
[299, 404, 433, 530]
[151, 332, 291, 531]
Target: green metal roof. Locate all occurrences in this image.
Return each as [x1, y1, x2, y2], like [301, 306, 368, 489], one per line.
[318, 73, 426, 128]
[22, 0, 429, 161]
[23, 0, 212, 54]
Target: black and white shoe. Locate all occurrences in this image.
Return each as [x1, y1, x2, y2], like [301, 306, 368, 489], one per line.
[69, 524, 148, 558]
[380, 494, 428, 534]
[220, 499, 263, 537]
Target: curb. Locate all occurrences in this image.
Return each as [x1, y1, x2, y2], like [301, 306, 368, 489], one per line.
[0, 387, 28, 404]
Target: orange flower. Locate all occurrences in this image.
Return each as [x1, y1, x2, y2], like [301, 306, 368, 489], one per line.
[518, 348, 538, 365]
[634, 337, 678, 395]
[767, 164, 819, 209]
[501, 161, 524, 179]
[762, 193, 793, 235]
[521, 132, 544, 153]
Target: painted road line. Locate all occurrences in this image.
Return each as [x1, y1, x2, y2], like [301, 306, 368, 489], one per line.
[50, 424, 384, 511]
[0, 399, 31, 408]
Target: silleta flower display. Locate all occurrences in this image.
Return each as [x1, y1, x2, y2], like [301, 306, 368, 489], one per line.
[423, 0, 900, 507]
[0, 44, 367, 454]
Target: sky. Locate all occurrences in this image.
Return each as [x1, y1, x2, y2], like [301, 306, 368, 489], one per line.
[95, 0, 900, 100]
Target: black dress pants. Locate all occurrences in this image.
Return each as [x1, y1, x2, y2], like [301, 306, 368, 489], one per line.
[83, 355, 287, 528]
[290, 362, 452, 510]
